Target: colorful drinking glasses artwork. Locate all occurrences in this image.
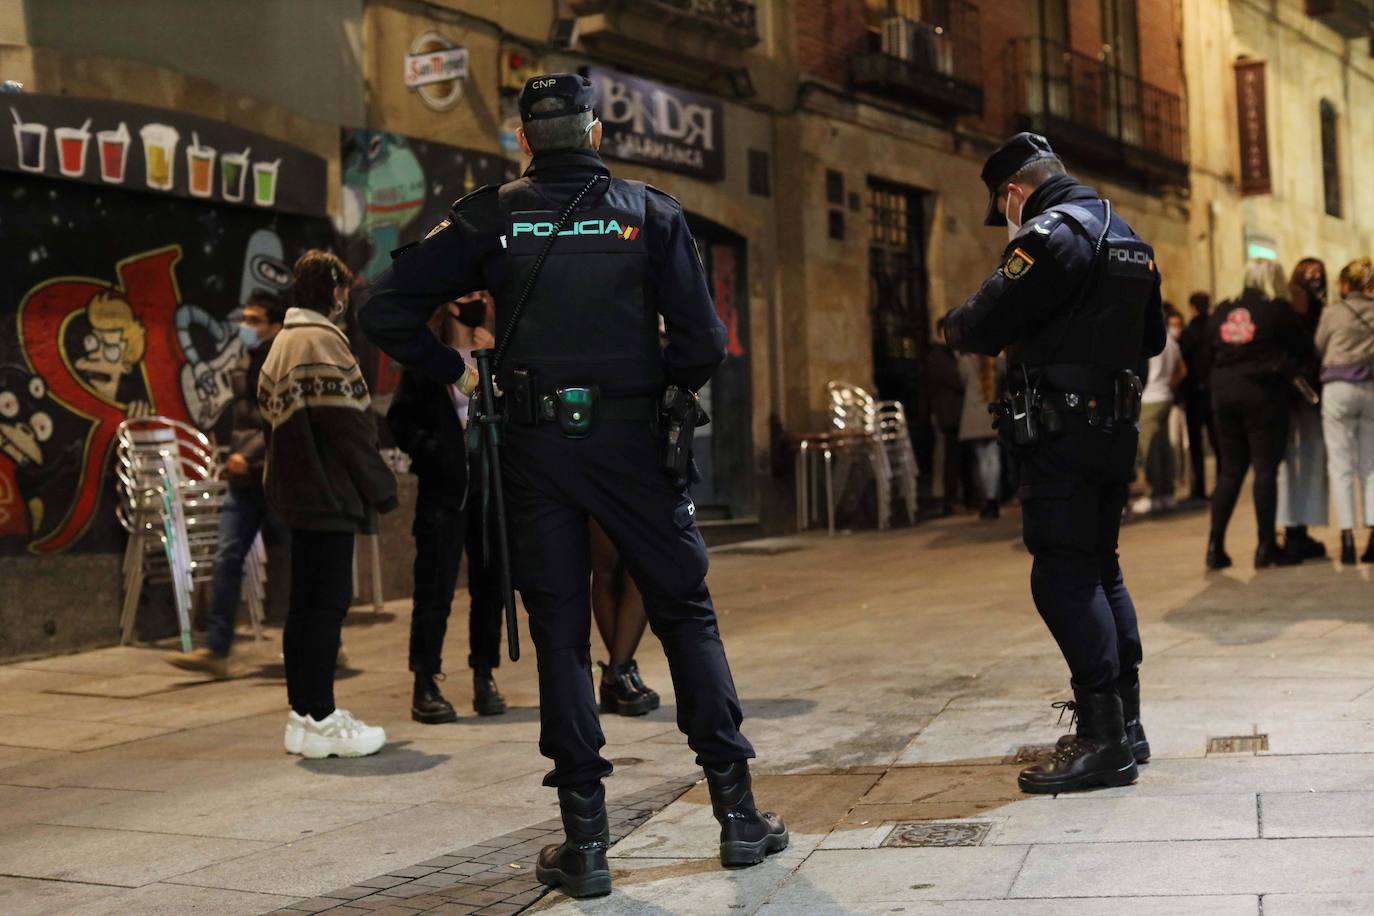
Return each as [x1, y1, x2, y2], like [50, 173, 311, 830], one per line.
[6, 100, 316, 215]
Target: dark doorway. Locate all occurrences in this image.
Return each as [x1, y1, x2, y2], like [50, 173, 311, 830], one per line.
[685, 214, 753, 520]
[867, 179, 933, 504]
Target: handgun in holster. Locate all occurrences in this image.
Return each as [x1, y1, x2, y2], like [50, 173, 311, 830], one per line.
[660, 385, 708, 489]
[1114, 371, 1143, 424]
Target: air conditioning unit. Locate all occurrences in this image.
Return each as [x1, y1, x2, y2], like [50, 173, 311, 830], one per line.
[882, 16, 918, 61]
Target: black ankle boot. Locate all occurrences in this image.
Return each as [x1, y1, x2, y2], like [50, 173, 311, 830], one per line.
[1116, 673, 1151, 764]
[472, 667, 507, 717]
[598, 661, 653, 716]
[1297, 527, 1327, 559]
[1256, 539, 1300, 568]
[1341, 530, 1357, 566]
[1206, 533, 1232, 570]
[703, 761, 789, 867]
[1283, 527, 1308, 564]
[1363, 531, 1374, 564]
[411, 673, 458, 724]
[623, 659, 660, 711]
[536, 784, 611, 898]
[1019, 687, 1138, 794]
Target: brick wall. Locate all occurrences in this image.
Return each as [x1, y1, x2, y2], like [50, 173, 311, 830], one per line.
[795, 0, 869, 83]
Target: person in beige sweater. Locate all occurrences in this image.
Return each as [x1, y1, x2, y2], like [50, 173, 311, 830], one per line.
[259, 250, 397, 759]
[1316, 257, 1374, 564]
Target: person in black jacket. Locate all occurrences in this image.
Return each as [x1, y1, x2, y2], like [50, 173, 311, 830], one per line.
[387, 294, 507, 723]
[929, 318, 965, 514]
[1179, 292, 1217, 501]
[1206, 260, 1316, 570]
[169, 291, 288, 678]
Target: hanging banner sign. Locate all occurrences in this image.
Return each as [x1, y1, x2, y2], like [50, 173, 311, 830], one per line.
[405, 32, 469, 111]
[586, 66, 725, 182]
[1233, 59, 1271, 197]
[2, 93, 327, 216]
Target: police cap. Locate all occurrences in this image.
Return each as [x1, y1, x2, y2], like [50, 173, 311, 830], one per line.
[981, 132, 1058, 226]
[518, 73, 594, 122]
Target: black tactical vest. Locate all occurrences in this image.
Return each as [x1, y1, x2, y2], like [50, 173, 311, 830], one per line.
[1011, 201, 1158, 394]
[495, 177, 661, 395]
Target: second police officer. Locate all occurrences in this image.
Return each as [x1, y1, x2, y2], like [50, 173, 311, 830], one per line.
[944, 133, 1166, 795]
[360, 74, 787, 899]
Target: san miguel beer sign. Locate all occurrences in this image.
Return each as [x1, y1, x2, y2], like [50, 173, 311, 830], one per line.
[1234, 59, 1271, 196]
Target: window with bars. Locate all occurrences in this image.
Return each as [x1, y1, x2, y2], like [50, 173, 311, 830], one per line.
[867, 180, 929, 395]
[1320, 100, 1341, 219]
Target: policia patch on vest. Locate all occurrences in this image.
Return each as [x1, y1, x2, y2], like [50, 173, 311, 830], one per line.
[1001, 247, 1035, 281]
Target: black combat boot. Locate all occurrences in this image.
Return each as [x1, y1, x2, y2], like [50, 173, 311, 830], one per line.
[1255, 539, 1300, 569]
[624, 659, 660, 711]
[1341, 530, 1357, 566]
[1019, 688, 1138, 794]
[1363, 531, 1374, 565]
[472, 666, 507, 717]
[411, 673, 458, 724]
[536, 784, 612, 899]
[598, 661, 653, 716]
[1206, 533, 1232, 571]
[1116, 673, 1151, 764]
[1283, 527, 1308, 564]
[703, 761, 789, 868]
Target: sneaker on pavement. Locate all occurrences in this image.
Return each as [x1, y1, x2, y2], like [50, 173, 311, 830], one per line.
[1130, 497, 1153, 515]
[284, 711, 307, 755]
[166, 648, 229, 679]
[300, 709, 386, 759]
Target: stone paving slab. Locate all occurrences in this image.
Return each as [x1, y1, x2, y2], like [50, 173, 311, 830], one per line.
[1262, 893, 1374, 914]
[762, 846, 1032, 907]
[985, 793, 1259, 845]
[0, 822, 274, 886]
[1260, 790, 1374, 838]
[754, 896, 1260, 915]
[1010, 837, 1374, 897]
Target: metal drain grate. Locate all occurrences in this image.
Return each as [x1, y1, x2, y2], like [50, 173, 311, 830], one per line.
[882, 821, 993, 848]
[1011, 744, 1057, 764]
[1207, 734, 1269, 754]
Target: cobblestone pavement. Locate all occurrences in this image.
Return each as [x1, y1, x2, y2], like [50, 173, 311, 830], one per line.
[2, 500, 1373, 914]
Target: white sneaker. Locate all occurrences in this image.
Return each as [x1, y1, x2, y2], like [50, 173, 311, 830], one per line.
[284, 711, 307, 755]
[300, 709, 386, 759]
[1131, 497, 1153, 515]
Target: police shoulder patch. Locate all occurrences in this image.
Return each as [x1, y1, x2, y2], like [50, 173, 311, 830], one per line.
[424, 218, 450, 240]
[450, 185, 496, 210]
[1001, 247, 1036, 281]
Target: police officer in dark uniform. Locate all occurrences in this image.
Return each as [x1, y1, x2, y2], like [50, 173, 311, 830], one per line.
[944, 133, 1166, 794]
[359, 74, 786, 899]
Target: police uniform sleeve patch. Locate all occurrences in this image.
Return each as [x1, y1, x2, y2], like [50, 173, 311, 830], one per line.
[424, 218, 450, 240]
[1001, 247, 1035, 280]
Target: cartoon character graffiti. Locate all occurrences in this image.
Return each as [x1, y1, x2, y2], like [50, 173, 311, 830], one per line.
[0, 366, 82, 542]
[176, 303, 240, 430]
[339, 131, 425, 280]
[72, 289, 152, 415]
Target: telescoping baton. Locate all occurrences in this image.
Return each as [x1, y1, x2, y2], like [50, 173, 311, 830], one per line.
[472, 347, 520, 662]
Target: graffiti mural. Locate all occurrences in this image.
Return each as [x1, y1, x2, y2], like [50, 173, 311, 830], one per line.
[0, 172, 333, 555]
[338, 130, 515, 404]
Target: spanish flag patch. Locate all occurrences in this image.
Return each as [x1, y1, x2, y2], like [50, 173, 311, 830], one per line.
[1001, 247, 1035, 281]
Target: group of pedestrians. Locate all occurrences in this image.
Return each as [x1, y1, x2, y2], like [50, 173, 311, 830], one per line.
[1205, 256, 1374, 569]
[169, 250, 664, 759]
[928, 318, 1007, 520]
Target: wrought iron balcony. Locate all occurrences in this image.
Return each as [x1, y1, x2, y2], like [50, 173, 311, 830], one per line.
[572, 0, 760, 48]
[1004, 37, 1187, 187]
[1304, 0, 1374, 37]
[850, 2, 983, 118]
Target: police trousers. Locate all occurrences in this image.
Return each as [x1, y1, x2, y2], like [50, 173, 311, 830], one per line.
[1018, 414, 1142, 691]
[502, 418, 754, 789]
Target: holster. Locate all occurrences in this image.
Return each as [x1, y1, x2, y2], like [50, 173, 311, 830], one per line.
[659, 385, 708, 489]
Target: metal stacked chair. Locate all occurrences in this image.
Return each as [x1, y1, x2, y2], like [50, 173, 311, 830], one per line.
[874, 400, 920, 524]
[793, 382, 898, 535]
[114, 417, 265, 650]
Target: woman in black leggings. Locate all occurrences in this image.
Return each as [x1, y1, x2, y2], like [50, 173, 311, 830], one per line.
[1207, 259, 1316, 570]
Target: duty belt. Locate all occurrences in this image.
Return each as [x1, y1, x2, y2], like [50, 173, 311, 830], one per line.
[534, 393, 657, 424]
[1041, 372, 1143, 428]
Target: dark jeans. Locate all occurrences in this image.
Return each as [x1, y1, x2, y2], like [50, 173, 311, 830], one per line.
[206, 484, 288, 657]
[408, 502, 503, 675]
[1019, 416, 1142, 691]
[1185, 387, 1217, 499]
[939, 425, 961, 506]
[283, 528, 354, 718]
[504, 419, 753, 789]
[1210, 379, 1290, 544]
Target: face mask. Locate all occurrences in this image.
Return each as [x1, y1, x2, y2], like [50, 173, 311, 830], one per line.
[1005, 187, 1022, 241]
[456, 298, 488, 328]
[329, 295, 347, 324]
[237, 324, 260, 349]
[1168, 326, 1181, 340]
